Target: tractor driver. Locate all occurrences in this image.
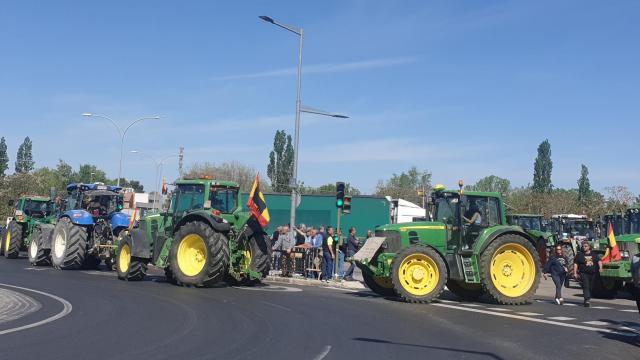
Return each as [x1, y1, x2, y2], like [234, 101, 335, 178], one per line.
[462, 198, 483, 249]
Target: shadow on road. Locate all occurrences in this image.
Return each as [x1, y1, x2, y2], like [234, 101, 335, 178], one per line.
[353, 337, 504, 359]
[596, 318, 640, 346]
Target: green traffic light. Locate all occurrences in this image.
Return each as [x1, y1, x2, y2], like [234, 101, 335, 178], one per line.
[337, 199, 343, 207]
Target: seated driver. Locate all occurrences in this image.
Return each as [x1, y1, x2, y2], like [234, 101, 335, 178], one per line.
[463, 201, 482, 226]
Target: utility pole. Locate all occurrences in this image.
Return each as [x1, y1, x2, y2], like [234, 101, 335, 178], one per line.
[178, 146, 184, 179]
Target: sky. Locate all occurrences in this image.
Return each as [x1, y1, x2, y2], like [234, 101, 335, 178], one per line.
[0, 1, 638, 195]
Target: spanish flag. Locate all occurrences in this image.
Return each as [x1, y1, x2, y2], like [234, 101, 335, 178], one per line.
[602, 222, 622, 263]
[247, 173, 270, 228]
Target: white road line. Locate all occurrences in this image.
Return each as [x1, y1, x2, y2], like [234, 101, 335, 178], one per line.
[0, 283, 72, 336]
[458, 303, 483, 307]
[260, 301, 292, 312]
[590, 306, 612, 310]
[547, 317, 575, 321]
[517, 312, 542, 316]
[582, 321, 613, 326]
[433, 303, 634, 337]
[563, 303, 577, 306]
[313, 345, 332, 360]
[24, 267, 49, 271]
[487, 307, 513, 312]
[620, 309, 637, 313]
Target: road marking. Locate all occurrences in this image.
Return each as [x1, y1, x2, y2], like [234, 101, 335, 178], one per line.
[433, 303, 635, 337]
[563, 303, 577, 306]
[590, 306, 612, 310]
[547, 317, 575, 321]
[620, 309, 637, 313]
[0, 288, 41, 323]
[582, 321, 612, 326]
[260, 301, 292, 312]
[233, 285, 303, 292]
[0, 283, 72, 336]
[458, 303, 483, 307]
[81, 271, 114, 277]
[487, 307, 512, 312]
[517, 312, 542, 316]
[24, 267, 49, 271]
[312, 345, 332, 360]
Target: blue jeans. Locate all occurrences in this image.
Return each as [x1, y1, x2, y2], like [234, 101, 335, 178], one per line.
[345, 251, 356, 278]
[323, 251, 334, 280]
[338, 251, 345, 277]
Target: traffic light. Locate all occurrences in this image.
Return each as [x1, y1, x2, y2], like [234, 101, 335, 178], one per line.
[336, 181, 345, 208]
[342, 195, 352, 214]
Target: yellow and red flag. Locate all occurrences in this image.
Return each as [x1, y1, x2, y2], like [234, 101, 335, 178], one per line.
[246, 173, 270, 228]
[602, 222, 622, 263]
[128, 208, 138, 231]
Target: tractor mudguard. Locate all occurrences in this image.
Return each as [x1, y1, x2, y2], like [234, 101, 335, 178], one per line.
[110, 212, 131, 231]
[130, 226, 151, 259]
[64, 210, 94, 225]
[37, 224, 56, 250]
[174, 213, 231, 234]
[476, 227, 535, 255]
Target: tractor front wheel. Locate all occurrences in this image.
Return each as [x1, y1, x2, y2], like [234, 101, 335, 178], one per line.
[446, 280, 484, 301]
[169, 221, 229, 287]
[362, 272, 396, 297]
[391, 245, 447, 303]
[242, 230, 272, 282]
[4, 221, 23, 259]
[592, 274, 621, 299]
[28, 227, 51, 266]
[116, 233, 147, 281]
[51, 217, 87, 270]
[480, 234, 541, 305]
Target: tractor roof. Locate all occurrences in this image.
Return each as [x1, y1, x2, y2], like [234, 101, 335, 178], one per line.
[67, 183, 122, 193]
[508, 214, 543, 218]
[176, 178, 239, 187]
[19, 195, 50, 202]
[439, 189, 502, 198]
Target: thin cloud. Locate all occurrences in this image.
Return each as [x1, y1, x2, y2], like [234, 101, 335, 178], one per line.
[215, 56, 417, 80]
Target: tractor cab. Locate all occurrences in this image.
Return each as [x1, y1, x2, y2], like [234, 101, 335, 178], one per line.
[15, 196, 54, 220]
[550, 214, 595, 242]
[169, 179, 241, 226]
[626, 209, 640, 234]
[507, 215, 544, 232]
[64, 183, 124, 218]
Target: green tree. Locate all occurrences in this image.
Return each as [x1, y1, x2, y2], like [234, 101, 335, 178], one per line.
[375, 166, 431, 205]
[0, 137, 8, 177]
[266, 130, 294, 193]
[73, 164, 109, 184]
[532, 139, 553, 193]
[577, 164, 591, 209]
[465, 175, 511, 196]
[300, 182, 361, 195]
[15, 137, 34, 173]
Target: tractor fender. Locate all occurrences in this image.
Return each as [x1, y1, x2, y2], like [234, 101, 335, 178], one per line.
[476, 227, 536, 256]
[36, 223, 56, 250]
[110, 212, 131, 231]
[129, 225, 151, 259]
[173, 213, 231, 234]
[64, 210, 94, 225]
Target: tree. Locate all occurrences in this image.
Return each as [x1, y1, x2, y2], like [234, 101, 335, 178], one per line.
[577, 164, 591, 209]
[375, 166, 431, 205]
[0, 137, 8, 177]
[299, 182, 361, 195]
[185, 161, 258, 192]
[15, 137, 35, 173]
[266, 130, 294, 193]
[465, 175, 511, 196]
[605, 186, 636, 214]
[73, 164, 109, 184]
[117, 178, 144, 192]
[532, 139, 552, 193]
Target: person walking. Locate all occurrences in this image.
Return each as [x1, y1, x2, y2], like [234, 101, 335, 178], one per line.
[543, 245, 569, 305]
[573, 242, 603, 307]
[344, 227, 360, 281]
[321, 227, 336, 282]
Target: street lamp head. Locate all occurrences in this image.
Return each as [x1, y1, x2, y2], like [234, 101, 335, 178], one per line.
[332, 114, 349, 119]
[82, 113, 93, 117]
[259, 15, 274, 23]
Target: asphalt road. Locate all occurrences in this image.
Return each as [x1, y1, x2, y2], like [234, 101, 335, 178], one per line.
[1, 256, 638, 360]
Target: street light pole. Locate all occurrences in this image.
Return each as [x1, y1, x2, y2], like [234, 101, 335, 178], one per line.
[83, 113, 160, 187]
[130, 150, 179, 211]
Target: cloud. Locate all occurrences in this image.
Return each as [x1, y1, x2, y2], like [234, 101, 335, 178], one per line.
[214, 56, 417, 80]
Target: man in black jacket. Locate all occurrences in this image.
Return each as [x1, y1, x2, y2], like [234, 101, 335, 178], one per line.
[573, 242, 603, 307]
[544, 245, 569, 305]
[343, 227, 360, 281]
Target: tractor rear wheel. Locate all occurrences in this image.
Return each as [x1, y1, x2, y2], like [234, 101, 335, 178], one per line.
[28, 227, 51, 266]
[446, 280, 484, 301]
[0, 228, 4, 256]
[51, 217, 87, 270]
[391, 245, 447, 303]
[169, 221, 229, 287]
[536, 237, 548, 267]
[4, 221, 23, 259]
[116, 233, 147, 281]
[362, 272, 396, 297]
[592, 274, 621, 299]
[480, 234, 541, 305]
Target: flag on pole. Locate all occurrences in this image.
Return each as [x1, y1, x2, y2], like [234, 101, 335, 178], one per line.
[601, 222, 622, 263]
[247, 173, 270, 228]
[128, 208, 138, 231]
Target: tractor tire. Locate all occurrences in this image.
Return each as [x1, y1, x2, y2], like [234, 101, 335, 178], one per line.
[561, 244, 575, 287]
[116, 234, 147, 281]
[362, 272, 396, 297]
[0, 228, 4, 256]
[28, 227, 51, 266]
[164, 267, 178, 285]
[51, 217, 87, 270]
[480, 234, 541, 305]
[246, 231, 272, 280]
[592, 274, 621, 299]
[536, 237, 548, 267]
[169, 221, 229, 287]
[446, 280, 484, 301]
[391, 245, 447, 303]
[4, 221, 23, 259]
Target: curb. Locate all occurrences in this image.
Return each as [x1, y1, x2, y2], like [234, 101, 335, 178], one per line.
[264, 275, 366, 290]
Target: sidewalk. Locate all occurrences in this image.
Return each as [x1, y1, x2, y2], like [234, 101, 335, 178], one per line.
[265, 272, 366, 291]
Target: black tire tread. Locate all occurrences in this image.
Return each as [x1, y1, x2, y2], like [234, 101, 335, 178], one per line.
[248, 231, 272, 279]
[29, 227, 51, 266]
[362, 271, 396, 297]
[4, 221, 23, 259]
[51, 217, 87, 270]
[116, 233, 147, 281]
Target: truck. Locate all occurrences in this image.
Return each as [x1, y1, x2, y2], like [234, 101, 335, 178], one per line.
[46, 183, 130, 270]
[506, 214, 555, 265]
[354, 183, 541, 305]
[115, 178, 271, 286]
[2, 195, 56, 261]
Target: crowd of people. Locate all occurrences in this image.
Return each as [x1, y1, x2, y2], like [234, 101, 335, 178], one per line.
[270, 223, 373, 282]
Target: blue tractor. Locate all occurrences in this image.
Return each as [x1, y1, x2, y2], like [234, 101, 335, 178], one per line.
[48, 183, 131, 270]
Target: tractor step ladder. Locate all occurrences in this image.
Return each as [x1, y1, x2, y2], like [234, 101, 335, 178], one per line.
[460, 251, 478, 283]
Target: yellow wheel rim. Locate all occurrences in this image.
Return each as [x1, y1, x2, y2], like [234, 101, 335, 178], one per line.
[398, 253, 440, 296]
[5, 231, 10, 253]
[177, 234, 207, 277]
[119, 244, 131, 273]
[490, 243, 536, 298]
[242, 248, 252, 271]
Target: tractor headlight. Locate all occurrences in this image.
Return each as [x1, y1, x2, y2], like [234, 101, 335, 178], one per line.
[622, 250, 630, 259]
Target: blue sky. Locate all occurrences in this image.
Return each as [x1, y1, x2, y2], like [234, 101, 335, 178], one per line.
[1, 1, 638, 195]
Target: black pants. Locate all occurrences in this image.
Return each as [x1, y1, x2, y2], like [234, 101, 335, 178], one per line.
[580, 272, 595, 301]
[551, 273, 565, 299]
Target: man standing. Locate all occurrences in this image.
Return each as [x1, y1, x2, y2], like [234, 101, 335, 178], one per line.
[322, 227, 336, 282]
[573, 242, 603, 307]
[344, 227, 360, 281]
[272, 225, 295, 277]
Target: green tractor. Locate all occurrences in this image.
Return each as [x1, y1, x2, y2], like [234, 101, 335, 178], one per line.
[115, 178, 271, 286]
[591, 208, 640, 298]
[506, 214, 555, 265]
[2, 195, 56, 263]
[354, 183, 541, 305]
